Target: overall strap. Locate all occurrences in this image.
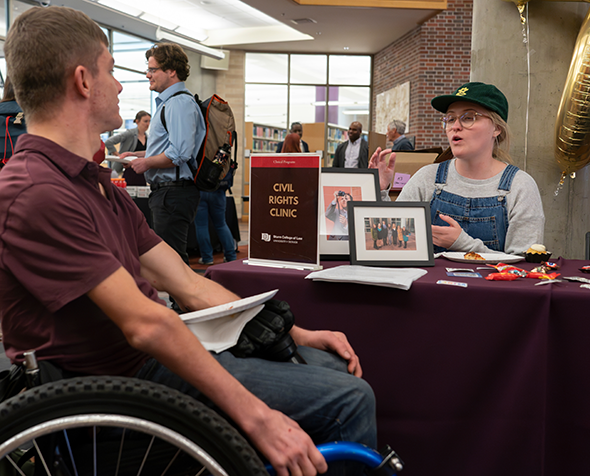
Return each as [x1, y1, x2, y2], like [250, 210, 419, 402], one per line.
[497, 164, 519, 192]
[434, 159, 450, 195]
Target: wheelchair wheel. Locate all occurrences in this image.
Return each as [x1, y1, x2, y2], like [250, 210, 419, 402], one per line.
[0, 376, 267, 476]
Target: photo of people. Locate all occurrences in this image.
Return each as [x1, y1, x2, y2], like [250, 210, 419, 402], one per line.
[364, 217, 416, 251]
[323, 186, 362, 241]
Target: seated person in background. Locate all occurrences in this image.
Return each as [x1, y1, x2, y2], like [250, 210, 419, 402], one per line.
[370, 82, 544, 255]
[386, 119, 414, 151]
[105, 110, 150, 185]
[281, 132, 302, 153]
[0, 7, 376, 476]
[276, 122, 309, 152]
[332, 121, 369, 168]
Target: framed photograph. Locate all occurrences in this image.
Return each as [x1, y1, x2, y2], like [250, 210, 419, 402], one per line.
[319, 168, 380, 260]
[348, 201, 434, 267]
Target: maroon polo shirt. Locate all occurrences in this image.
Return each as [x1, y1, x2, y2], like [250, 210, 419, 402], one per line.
[0, 134, 163, 376]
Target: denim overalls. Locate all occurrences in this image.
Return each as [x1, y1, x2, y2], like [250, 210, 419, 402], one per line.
[430, 160, 519, 253]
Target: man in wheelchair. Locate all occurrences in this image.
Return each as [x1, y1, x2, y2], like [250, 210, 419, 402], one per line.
[0, 7, 376, 476]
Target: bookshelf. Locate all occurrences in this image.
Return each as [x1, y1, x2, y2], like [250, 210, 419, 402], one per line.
[242, 122, 288, 221]
[247, 122, 287, 153]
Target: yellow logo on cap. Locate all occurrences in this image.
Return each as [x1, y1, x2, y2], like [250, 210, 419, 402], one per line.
[456, 88, 469, 96]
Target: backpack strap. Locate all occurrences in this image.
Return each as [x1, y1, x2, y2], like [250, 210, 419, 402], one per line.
[159, 91, 196, 182]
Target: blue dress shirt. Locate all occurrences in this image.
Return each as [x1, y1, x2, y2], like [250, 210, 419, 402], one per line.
[144, 82, 205, 184]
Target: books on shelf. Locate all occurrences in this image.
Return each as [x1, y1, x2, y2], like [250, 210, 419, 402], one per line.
[253, 125, 287, 141]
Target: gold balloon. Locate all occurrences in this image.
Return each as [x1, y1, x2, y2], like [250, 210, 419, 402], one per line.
[554, 8, 590, 176]
[503, 0, 531, 6]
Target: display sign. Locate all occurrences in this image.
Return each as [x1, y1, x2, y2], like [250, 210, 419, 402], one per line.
[248, 153, 322, 270]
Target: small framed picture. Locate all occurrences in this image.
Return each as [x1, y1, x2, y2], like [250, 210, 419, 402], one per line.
[319, 168, 380, 260]
[348, 201, 434, 267]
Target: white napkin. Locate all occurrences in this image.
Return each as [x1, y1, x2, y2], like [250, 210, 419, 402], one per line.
[305, 265, 427, 290]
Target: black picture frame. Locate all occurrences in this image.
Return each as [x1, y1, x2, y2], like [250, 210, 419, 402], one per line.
[319, 168, 380, 261]
[348, 201, 434, 267]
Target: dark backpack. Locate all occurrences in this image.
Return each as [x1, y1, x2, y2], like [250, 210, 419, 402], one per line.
[0, 107, 26, 167]
[161, 92, 237, 192]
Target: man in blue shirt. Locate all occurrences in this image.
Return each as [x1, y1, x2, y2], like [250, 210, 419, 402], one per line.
[122, 43, 204, 267]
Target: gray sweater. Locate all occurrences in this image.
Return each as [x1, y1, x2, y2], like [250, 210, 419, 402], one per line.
[105, 128, 146, 173]
[394, 159, 545, 254]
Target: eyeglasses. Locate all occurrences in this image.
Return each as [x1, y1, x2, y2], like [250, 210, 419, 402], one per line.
[145, 67, 161, 75]
[441, 111, 492, 131]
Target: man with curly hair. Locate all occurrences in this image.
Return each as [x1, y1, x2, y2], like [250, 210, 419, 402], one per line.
[121, 43, 203, 272]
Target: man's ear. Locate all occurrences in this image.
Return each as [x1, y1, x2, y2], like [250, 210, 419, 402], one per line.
[73, 65, 92, 99]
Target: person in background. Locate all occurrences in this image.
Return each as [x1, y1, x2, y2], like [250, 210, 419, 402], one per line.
[386, 119, 414, 151]
[387, 222, 393, 246]
[281, 132, 302, 153]
[0, 77, 26, 167]
[371, 223, 379, 250]
[276, 122, 309, 153]
[194, 175, 237, 265]
[332, 121, 368, 168]
[120, 43, 203, 270]
[105, 110, 150, 185]
[369, 82, 544, 254]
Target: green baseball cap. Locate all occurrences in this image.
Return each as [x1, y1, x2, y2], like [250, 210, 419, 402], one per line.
[431, 82, 509, 122]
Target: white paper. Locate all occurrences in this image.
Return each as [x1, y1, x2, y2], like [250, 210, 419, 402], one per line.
[305, 265, 427, 290]
[180, 289, 278, 324]
[179, 290, 278, 352]
[106, 155, 138, 165]
[185, 305, 264, 353]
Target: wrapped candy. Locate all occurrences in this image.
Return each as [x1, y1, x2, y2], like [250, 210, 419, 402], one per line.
[526, 271, 561, 280]
[486, 263, 528, 277]
[486, 272, 520, 281]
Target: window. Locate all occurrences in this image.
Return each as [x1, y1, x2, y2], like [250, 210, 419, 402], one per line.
[245, 52, 371, 131]
[112, 31, 153, 133]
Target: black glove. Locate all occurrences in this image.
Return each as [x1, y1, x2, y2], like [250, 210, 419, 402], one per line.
[229, 299, 305, 363]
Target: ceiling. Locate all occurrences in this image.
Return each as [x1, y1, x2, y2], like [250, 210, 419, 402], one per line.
[53, 0, 445, 56]
[223, 0, 444, 54]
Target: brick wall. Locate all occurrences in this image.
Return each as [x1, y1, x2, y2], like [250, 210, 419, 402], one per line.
[373, 0, 473, 150]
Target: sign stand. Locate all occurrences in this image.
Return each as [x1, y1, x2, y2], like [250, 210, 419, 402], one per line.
[247, 153, 322, 270]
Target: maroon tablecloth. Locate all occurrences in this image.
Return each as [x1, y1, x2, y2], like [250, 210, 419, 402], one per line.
[205, 257, 590, 476]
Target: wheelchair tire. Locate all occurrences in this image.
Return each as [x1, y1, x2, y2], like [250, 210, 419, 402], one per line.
[0, 376, 267, 476]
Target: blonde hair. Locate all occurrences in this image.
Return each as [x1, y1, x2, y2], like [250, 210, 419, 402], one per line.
[488, 111, 513, 164]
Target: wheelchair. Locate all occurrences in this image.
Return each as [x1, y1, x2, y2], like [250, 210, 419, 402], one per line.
[0, 355, 403, 476]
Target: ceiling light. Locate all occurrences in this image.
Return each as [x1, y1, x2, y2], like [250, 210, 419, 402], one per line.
[155, 27, 225, 60]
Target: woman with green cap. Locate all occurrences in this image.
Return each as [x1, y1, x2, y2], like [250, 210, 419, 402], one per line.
[371, 82, 544, 255]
